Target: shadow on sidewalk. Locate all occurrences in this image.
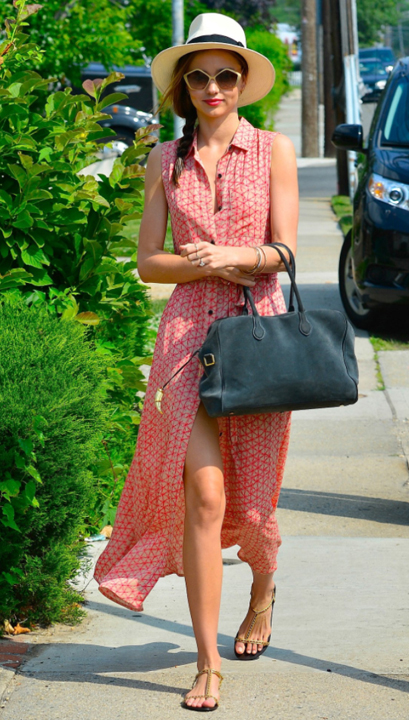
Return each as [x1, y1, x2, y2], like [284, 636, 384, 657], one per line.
[24, 603, 408, 694]
[278, 488, 409, 526]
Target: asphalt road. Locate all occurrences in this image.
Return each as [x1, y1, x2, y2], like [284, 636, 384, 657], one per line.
[298, 165, 338, 198]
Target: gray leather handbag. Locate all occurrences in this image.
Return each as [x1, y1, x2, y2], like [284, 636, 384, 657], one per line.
[197, 243, 359, 418]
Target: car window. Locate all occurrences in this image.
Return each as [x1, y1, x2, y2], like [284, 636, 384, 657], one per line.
[381, 78, 409, 146]
[359, 60, 388, 76]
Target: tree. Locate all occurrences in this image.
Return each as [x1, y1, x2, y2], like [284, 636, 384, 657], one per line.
[271, 0, 301, 29]
[198, 0, 276, 29]
[357, 0, 399, 46]
[0, 0, 143, 84]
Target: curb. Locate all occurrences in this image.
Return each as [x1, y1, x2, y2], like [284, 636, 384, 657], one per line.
[0, 637, 32, 704]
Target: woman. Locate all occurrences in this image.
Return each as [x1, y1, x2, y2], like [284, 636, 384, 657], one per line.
[94, 12, 298, 712]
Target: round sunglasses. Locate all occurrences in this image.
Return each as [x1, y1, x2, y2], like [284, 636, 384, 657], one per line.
[183, 68, 242, 92]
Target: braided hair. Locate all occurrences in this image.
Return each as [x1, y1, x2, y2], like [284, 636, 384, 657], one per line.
[157, 51, 248, 187]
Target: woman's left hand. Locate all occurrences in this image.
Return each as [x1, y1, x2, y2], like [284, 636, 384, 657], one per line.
[180, 241, 238, 272]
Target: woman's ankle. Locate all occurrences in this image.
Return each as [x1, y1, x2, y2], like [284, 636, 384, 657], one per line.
[197, 652, 222, 671]
[250, 576, 275, 607]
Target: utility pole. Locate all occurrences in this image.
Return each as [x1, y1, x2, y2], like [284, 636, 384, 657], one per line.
[172, 0, 184, 139]
[322, 0, 335, 157]
[329, 0, 349, 195]
[301, 0, 319, 156]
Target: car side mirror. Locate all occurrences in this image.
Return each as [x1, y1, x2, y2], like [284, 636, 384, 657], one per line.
[331, 124, 365, 152]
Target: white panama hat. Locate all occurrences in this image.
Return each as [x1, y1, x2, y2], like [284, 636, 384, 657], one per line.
[150, 13, 275, 108]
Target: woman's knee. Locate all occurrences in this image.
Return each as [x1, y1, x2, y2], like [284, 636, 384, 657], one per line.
[185, 474, 225, 525]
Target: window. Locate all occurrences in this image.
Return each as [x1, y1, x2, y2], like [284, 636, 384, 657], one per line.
[381, 79, 409, 146]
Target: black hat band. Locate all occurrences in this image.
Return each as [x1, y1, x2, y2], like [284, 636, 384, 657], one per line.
[187, 34, 244, 48]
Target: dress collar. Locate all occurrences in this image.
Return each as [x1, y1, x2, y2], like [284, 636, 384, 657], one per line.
[186, 116, 255, 160]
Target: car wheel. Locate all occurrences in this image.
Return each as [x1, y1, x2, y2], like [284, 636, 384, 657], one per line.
[339, 231, 379, 329]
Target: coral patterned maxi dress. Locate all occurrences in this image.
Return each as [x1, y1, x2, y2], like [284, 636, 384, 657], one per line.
[94, 117, 292, 611]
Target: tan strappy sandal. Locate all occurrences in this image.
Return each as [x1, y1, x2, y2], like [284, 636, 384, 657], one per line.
[234, 586, 276, 660]
[182, 668, 224, 712]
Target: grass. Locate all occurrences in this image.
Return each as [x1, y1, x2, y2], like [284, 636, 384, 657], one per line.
[370, 336, 409, 352]
[331, 194, 353, 237]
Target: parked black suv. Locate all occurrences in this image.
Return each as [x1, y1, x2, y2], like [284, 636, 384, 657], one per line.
[332, 57, 409, 329]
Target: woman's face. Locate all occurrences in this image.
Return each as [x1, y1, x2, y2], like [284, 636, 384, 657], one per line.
[185, 49, 246, 118]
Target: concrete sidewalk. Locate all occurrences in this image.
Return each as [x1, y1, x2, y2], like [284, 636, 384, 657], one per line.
[1, 195, 408, 719]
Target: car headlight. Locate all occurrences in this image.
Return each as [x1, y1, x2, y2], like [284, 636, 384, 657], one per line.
[375, 80, 386, 89]
[368, 173, 409, 210]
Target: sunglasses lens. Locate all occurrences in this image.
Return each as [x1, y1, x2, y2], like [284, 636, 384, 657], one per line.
[186, 70, 209, 89]
[216, 70, 239, 89]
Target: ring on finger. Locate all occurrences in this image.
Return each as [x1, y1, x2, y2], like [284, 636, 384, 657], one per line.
[199, 259, 206, 267]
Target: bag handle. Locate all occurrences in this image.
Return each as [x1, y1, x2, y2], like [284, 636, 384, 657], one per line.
[266, 242, 296, 311]
[243, 243, 312, 337]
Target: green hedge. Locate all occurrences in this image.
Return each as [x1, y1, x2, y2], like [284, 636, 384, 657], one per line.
[0, 294, 109, 629]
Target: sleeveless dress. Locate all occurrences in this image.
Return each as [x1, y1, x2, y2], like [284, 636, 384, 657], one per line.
[94, 117, 292, 612]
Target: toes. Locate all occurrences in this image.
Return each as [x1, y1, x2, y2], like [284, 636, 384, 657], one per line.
[235, 641, 245, 654]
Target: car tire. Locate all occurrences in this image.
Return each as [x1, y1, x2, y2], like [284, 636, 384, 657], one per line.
[339, 231, 380, 330]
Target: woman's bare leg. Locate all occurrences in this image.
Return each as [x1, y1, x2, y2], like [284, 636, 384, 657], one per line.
[183, 402, 225, 709]
[234, 571, 276, 656]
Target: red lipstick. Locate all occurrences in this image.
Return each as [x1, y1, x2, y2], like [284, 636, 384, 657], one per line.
[204, 99, 223, 106]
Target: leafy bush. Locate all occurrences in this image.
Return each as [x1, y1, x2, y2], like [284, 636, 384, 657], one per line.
[0, 293, 109, 630]
[241, 25, 292, 130]
[0, 2, 157, 532]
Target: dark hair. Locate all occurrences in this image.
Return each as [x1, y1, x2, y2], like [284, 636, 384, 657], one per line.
[157, 50, 248, 186]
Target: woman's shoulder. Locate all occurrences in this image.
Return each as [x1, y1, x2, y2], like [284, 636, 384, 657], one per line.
[159, 138, 180, 165]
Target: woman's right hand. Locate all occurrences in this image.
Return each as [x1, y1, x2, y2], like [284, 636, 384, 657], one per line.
[215, 267, 257, 287]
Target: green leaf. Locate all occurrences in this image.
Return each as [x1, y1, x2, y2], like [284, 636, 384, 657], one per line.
[75, 311, 100, 325]
[21, 245, 50, 268]
[27, 190, 53, 202]
[7, 163, 27, 188]
[26, 465, 42, 484]
[2, 571, 23, 586]
[79, 256, 95, 282]
[12, 210, 33, 229]
[97, 92, 128, 111]
[8, 83, 22, 98]
[18, 152, 33, 169]
[18, 437, 33, 456]
[0, 190, 13, 209]
[109, 160, 125, 188]
[100, 72, 125, 92]
[0, 478, 21, 498]
[1, 504, 21, 533]
[25, 267, 53, 286]
[92, 194, 110, 208]
[23, 480, 37, 506]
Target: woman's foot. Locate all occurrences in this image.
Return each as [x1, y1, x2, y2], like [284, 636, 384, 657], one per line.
[235, 584, 275, 656]
[184, 658, 223, 710]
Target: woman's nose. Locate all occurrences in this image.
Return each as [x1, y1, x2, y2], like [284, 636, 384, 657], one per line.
[207, 79, 219, 93]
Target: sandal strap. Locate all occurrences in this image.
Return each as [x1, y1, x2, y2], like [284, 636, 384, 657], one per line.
[194, 668, 223, 695]
[184, 694, 219, 706]
[235, 636, 270, 646]
[249, 589, 276, 616]
[185, 669, 223, 707]
[239, 588, 275, 643]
